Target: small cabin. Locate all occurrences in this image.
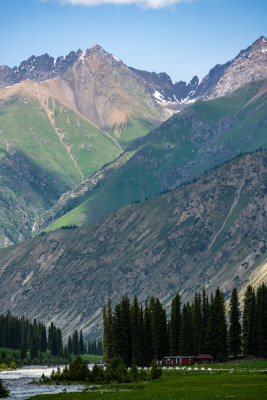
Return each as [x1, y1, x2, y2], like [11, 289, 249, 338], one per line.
[195, 354, 214, 364]
[159, 356, 195, 366]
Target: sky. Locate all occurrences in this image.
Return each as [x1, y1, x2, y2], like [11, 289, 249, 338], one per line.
[1, 0, 266, 82]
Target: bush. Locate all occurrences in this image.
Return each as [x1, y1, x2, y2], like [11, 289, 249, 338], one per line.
[0, 379, 9, 398]
[129, 360, 139, 383]
[0, 364, 8, 371]
[150, 360, 162, 380]
[10, 361, 16, 370]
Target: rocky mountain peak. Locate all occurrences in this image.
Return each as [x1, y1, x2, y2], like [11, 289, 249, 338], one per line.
[235, 35, 267, 60]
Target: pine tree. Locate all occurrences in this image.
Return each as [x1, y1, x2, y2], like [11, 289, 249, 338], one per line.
[72, 330, 79, 356]
[180, 302, 194, 355]
[79, 331, 84, 355]
[67, 336, 72, 355]
[40, 325, 47, 353]
[207, 288, 228, 360]
[143, 300, 153, 365]
[103, 299, 114, 363]
[192, 292, 202, 355]
[30, 334, 38, 360]
[228, 288, 241, 357]
[242, 285, 256, 355]
[131, 295, 143, 366]
[199, 288, 209, 353]
[169, 294, 181, 355]
[255, 283, 267, 356]
[150, 297, 168, 359]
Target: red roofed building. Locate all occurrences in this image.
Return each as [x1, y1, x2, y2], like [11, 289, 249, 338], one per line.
[195, 354, 214, 364]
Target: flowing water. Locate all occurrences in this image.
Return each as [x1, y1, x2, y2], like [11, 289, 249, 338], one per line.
[0, 366, 85, 399]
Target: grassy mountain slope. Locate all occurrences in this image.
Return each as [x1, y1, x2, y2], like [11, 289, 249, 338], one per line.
[38, 80, 267, 232]
[0, 81, 121, 245]
[0, 151, 266, 339]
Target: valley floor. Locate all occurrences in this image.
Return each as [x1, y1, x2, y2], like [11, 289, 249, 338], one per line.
[30, 368, 267, 400]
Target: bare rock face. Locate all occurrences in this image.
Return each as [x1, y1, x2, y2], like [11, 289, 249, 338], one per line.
[1, 36, 266, 107]
[210, 36, 267, 98]
[0, 51, 83, 87]
[53, 45, 164, 132]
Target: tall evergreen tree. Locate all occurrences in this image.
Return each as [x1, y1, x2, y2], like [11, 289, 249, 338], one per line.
[30, 334, 38, 360]
[149, 297, 168, 359]
[40, 325, 47, 353]
[103, 299, 114, 363]
[79, 331, 84, 355]
[208, 288, 228, 360]
[199, 288, 209, 353]
[255, 283, 267, 356]
[228, 288, 241, 357]
[192, 292, 202, 355]
[169, 294, 181, 355]
[180, 302, 194, 355]
[143, 300, 153, 365]
[242, 285, 256, 355]
[131, 295, 143, 366]
[67, 335, 73, 355]
[72, 330, 79, 356]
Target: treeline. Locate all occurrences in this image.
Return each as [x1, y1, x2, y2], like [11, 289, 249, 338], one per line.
[87, 339, 103, 355]
[103, 284, 267, 366]
[67, 331, 103, 356]
[0, 313, 66, 361]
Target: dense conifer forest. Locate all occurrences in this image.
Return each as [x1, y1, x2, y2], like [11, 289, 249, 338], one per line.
[103, 284, 267, 366]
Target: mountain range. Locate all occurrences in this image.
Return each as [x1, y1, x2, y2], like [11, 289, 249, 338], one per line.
[0, 36, 266, 246]
[0, 36, 266, 339]
[0, 151, 266, 339]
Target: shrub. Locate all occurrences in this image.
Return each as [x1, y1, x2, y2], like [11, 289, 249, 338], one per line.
[150, 360, 162, 380]
[10, 361, 16, 370]
[0, 379, 9, 398]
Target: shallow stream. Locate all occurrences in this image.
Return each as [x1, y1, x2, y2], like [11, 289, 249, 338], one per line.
[0, 365, 85, 399]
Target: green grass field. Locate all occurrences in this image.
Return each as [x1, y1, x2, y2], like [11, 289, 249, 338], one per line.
[30, 369, 267, 400]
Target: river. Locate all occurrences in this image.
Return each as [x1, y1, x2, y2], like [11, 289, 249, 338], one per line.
[0, 365, 85, 399]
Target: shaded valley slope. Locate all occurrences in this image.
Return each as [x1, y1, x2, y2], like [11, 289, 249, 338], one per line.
[0, 151, 266, 339]
[37, 79, 267, 232]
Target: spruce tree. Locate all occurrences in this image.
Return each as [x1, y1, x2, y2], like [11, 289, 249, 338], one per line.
[228, 288, 241, 357]
[79, 331, 84, 355]
[131, 295, 143, 366]
[255, 283, 267, 356]
[192, 292, 202, 355]
[169, 294, 181, 355]
[72, 330, 79, 356]
[143, 300, 153, 365]
[199, 288, 209, 353]
[242, 285, 256, 355]
[67, 336, 73, 355]
[207, 288, 227, 360]
[103, 299, 114, 363]
[150, 297, 168, 359]
[180, 302, 194, 355]
[40, 325, 47, 353]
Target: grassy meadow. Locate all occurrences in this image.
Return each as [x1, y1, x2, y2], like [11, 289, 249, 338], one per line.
[29, 367, 267, 400]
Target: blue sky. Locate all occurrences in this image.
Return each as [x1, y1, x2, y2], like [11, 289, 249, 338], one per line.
[1, 0, 266, 82]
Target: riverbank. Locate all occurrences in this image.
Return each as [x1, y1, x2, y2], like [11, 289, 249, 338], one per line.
[30, 368, 267, 400]
[0, 366, 85, 399]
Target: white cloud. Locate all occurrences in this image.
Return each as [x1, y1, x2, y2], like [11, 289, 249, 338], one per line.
[43, 0, 194, 9]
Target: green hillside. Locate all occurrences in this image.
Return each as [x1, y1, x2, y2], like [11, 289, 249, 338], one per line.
[0, 84, 121, 245]
[0, 151, 266, 338]
[40, 80, 267, 231]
